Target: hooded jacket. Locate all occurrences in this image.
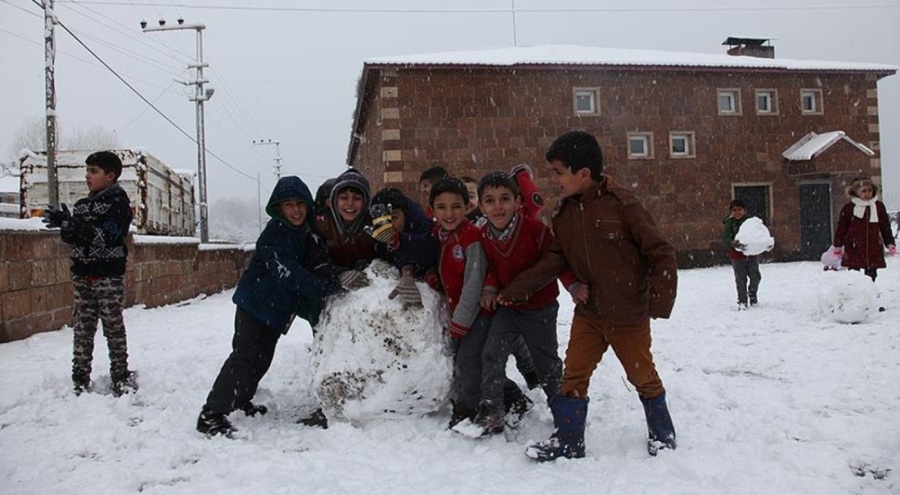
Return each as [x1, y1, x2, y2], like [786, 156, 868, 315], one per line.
[232, 176, 340, 333]
[372, 196, 438, 277]
[316, 169, 376, 269]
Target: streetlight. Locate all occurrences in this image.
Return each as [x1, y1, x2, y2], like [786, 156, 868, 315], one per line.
[142, 19, 213, 242]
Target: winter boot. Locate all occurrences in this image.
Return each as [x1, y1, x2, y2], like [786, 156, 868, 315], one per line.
[525, 395, 588, 462]
[640, 392, 677, 456]
[504, 391, 534, 428]
[453, 404, 505, 438]
[297, 408, 329, 429]
[73, 380, 92, 396]
[448, 402, 476, 429]
[197, 407, 236, 437]
[522, 369, 542, 390]
[236, 401, 268, 417]
[111, 371, 138, 397]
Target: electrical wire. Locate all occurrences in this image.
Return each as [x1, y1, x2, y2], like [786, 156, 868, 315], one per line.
[27, 0, 258, 181]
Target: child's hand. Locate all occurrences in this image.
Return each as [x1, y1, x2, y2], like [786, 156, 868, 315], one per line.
[338, 270, 369, 290]
[833, 246, 843, 256]
[388, 273, 423, 309]
[480, 293, 497, 311]
[41, 203, 71, 228]
[568, 282, 589, 305]
[889, 245, 897, 257]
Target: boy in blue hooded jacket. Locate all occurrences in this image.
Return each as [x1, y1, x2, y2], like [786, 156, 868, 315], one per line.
[197, 176, 368, 437]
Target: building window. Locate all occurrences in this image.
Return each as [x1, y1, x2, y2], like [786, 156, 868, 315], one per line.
[627, 133, 654, 159]
[669, 132, 696, 158]
[801, 89, 823, 115]
[573, 87, 601, 116]
[755, 89, 778, 115]
[717, 89, 741, 115]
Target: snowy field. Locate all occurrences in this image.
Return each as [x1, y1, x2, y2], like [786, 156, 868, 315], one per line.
[1, 258, 898, 495]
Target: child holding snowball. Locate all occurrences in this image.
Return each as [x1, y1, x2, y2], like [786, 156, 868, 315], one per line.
[722, 199, 762, 310]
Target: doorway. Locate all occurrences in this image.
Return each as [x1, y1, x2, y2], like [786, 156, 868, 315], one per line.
[798, 182, 833, 260]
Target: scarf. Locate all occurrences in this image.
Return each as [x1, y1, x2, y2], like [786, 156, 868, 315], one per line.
[851, 197, 879, 223]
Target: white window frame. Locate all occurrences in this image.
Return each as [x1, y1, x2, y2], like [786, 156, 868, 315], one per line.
[801, 89, 823, 115]
[669, 132, 696, 158]
[573, 87, 601, 116]
[755, 89, 779, 115]
[627, 132, 654, 159]
[717, 88, 742, 115]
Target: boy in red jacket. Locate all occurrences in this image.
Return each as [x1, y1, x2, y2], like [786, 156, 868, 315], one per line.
[429, 177, 526, 427]
[469, 172, 565, 436]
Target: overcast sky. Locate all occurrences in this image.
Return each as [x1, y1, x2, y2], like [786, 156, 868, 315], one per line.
[1, 0, 898, 206]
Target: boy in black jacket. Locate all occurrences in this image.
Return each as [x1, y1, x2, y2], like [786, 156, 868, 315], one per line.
[42, 151, 136, 396]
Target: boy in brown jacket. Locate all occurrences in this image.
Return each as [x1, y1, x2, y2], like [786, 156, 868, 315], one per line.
[498, 131, 678, 461]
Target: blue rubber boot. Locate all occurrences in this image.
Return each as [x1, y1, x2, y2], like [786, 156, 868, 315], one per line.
[640, 392, 676, 456]
[525, 395, 588, 462]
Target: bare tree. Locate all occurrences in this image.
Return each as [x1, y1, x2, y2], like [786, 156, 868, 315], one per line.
[7, 117, 53, 158]
[7, 118, 120, 159]
[65, 126, 119, 151]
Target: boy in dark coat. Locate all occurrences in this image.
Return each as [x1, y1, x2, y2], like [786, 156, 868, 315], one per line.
[43, 151, 135, 396]
[833, 177, 896, 281]
[722, 199, 762, 309]
[368, 187, 439, 308]
[197, 176, 367, 437]
[499, 131, 678, 460]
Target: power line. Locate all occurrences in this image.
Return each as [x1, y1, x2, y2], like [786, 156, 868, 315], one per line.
[54, 1, 900, 13]
[0, 0, 41, 17]
[27, 0, 257, 181]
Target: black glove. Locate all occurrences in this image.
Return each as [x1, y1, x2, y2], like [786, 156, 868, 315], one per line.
[388, 273, 423, 309]
[365, 203, 395, 244]
[41, 203, 71, 228]
[338, 269, 370, 290]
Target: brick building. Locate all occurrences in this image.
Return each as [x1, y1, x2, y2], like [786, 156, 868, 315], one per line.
[346, 41, 896, 267]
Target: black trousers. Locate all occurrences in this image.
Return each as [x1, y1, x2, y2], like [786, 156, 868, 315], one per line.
[204, 307, 281, 414]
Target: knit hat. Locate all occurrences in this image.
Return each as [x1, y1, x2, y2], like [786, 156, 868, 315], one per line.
[371, 187, 409, 213]
[329, 168, 371, 235]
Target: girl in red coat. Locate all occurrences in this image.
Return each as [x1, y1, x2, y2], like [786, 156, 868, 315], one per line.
[833, 177, 896, 282]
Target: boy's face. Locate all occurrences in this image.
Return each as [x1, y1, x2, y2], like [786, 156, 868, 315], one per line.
[432, 191, 466, 231]
[550, 160, 592, 199]
[279, 199, 308, 227]
[464, 182, 479, 214]
[391, 209, 406, 234]
[480, 185, 520, 231]
[731, 206, 746, 220]
[335, 188, 365, 223]
[86, 165, 116, 193]
[419, 180, 433, 205]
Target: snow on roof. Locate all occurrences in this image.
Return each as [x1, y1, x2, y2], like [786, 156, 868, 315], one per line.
[364, 44, 898, 73]
[782, 131, 875, 161]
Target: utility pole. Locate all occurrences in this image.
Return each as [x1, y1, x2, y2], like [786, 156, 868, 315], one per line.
[44, 0, 59, 207]
[142, 19, 214, 242]
[253, 139, 282, 179]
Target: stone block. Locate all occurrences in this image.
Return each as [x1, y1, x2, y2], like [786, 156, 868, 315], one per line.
[1, 289, 31, 320]
[7, 261, 34, 291]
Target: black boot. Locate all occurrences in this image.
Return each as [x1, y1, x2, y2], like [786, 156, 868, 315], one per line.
[236, 401, 268, 417]
[197, 407, 236, 437]
[298, 408, 329, 429]
[448, 402, 476, 429]
[525, 395, 588, 462]
[640, 392, 676, 456]
[111, 371, 138, 397]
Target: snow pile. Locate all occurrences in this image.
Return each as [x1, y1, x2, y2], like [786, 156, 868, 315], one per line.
[735, 216, 775, 256]
[310, 260, 453, 425]
[817, 269, 878, 323]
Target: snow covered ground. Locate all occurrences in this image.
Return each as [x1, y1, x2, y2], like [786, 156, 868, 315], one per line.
[1, 259, 898, 495]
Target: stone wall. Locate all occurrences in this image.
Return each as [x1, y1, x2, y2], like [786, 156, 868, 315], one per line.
[0, 231, 252, 343]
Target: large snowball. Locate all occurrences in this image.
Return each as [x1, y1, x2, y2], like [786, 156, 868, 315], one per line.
[310, 261, 453, 426]
[735, 217, 775, 256]
[817, 270, 878, 324]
